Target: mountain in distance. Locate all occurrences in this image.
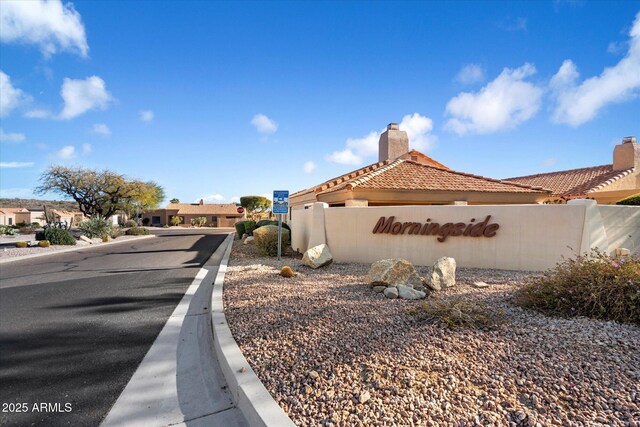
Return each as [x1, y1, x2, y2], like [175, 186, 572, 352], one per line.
[0, 198, 79, 212]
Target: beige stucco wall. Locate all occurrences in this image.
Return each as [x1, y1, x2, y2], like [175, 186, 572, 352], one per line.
[597, 205, 640, 253]
[292, 201, 638, 271]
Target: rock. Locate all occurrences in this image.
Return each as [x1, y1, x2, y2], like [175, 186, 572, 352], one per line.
[79, 235, 92, 244]
[383, 287, 398, 299]
[359, 390, 371, 404]
[308, 370, 320, 380]
[615, 247, 630, 256]
[91, 238, 102, 244]
[243, 236, 254, 245]
[397, 284, 427, 300]
[368, 259, 423, 288]
[302, 244, 333, 269]
[373, 286, 386, 293]
[473, 281, 489, 288]
[241, 233, 248, 240]
[429, 257, 456, 290]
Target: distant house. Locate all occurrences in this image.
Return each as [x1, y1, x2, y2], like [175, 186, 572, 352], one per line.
[0, 208, 29, 225]
[142, 200, 245, 227]
[0, 208, 84, 226]
[505, 137, 639, 204]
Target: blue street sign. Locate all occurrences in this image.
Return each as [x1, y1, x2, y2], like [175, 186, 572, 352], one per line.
[272, 190, 289, 214]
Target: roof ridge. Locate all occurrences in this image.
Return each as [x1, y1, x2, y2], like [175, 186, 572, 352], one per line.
[403, 160, 550, 192]
[586, 167, 635, 193]
[504, 164, 613, 181]
[346, 159, 406, 190]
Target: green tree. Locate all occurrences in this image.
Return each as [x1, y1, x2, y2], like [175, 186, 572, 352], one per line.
[35, 165, 164, 219]
[170, 198, 180, 204]
[240, 196, 271, 214]
[170, 215, 181, 226]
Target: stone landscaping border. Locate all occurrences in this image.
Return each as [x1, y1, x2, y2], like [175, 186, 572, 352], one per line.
[0, 234, 156, 264]
[211, 234, 295, 427]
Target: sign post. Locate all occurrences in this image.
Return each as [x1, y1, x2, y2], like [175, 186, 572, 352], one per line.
[272, 190, 289, 261]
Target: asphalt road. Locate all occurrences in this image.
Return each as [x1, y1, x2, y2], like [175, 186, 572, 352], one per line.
[0, 229, 228, 427]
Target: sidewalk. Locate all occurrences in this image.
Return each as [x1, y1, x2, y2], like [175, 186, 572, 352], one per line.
[101, 233, 247, 427]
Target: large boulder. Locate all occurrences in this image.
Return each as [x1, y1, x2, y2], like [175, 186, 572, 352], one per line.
[302, 244, 333, 269]
[368, 259, 423, 288]
[397, 284, 427, 300]
[429, 257, 456, 290]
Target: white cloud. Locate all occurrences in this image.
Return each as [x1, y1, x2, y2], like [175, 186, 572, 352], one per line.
[0, 0, 88, 57]
[24, 108, 52, 119]
[59, 76, 113, 119]
[326, 113, 436, 165]
[456, 64, 485, 84]
[229, 195, 240, 204]
[0, 129, 26, 143]
[140, 110, 154, 122]
[55, 145, 76, 160]
[303, 161, 317, 173]
[251, 114, 278, 134]
[0, 162, 34, 168]
[91, 123, 111, 136]
[82, 143, 91, 154]
[0, 70, 30, 117]
[445, 63, 543, 135]
[200, 194, 225, 203]
[498, 17, 527, 32]
[550, 12, 640, 126]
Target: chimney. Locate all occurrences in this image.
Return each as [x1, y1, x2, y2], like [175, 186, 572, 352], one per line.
[378, 123, 409, 162]
[613, 136, 639, 171]
[199, 199, 204, 205]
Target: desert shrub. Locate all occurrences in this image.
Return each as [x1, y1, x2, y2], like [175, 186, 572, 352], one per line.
[142, 218, 150, 226]
[19, 226, 35, 234]
[280, 266, 295, 277]
[190, 217, 207, 227]
[15, 222, 27, 227]
[79, 217, 112, 238]
[31, 222, 41, 227]
[0, 226, 15, 236]
[170, 216, 181, 227]
[44, 228, 76, 245]
[163, 224, 169, 228]
[235, 221, 246, 239]
[124, 219, 137, 228]
[514, 250, 640, 324]
[244, 220, 257, 236]
[15, 241, 28, 248]
[38, 240, 50, 248]
[616, 193, 640, 206]
[126, 226, 150, 236]
[253, 225, 290, 256]
[109, 227, 123, 239]
[413, 296, 506, 329]
[255, 220, 291, 232]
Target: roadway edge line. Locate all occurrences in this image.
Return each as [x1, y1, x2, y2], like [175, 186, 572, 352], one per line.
[210, 234, 296, 427]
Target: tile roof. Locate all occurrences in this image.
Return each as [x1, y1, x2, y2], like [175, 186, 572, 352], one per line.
[504, 164, 635, 197]
[165, 203, 241, 215]
[294, 158, 548, 198]
[0, 207, 29, 213]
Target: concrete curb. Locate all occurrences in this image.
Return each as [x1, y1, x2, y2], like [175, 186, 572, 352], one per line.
[0, 234, 156, 264]
[211, 235, 296, 427]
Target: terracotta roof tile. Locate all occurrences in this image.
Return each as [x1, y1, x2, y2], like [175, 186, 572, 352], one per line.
[320, 160, 548, 194]
[504, 165, 635, 196]
[165, 203, 241, 215]
[0, 207, 29, 213]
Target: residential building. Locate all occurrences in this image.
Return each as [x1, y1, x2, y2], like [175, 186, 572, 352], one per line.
[142, 200, 245, 227]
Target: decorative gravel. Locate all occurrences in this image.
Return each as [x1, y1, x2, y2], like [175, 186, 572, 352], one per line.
[224, 241, 640, 427]
[0, 235, 149, 259]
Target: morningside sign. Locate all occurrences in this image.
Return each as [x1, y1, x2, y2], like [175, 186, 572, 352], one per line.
[372, 215, 500, 242]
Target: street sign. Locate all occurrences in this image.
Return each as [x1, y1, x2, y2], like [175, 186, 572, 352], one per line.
[236, 206, 245, 214]
[272, 190, 289, 214]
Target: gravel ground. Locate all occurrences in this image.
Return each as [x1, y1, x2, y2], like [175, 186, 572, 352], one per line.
[0, 235, 149, 259]
[224, 240, 640, 427]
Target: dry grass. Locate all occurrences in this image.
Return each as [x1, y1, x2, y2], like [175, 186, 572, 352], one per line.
[412, 296, 506, 329]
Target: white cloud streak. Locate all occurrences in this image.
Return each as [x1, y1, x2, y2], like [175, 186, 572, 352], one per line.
[550, 12, 640, 126]
[0, 162, 34, 168]
[59, 76, 113, 119]
[0, 70, 30, 117]
[0, 129, 26, 143]
[251, 114, 278, 134]
[91, 123, 111, 136]
[55, 145, 76, 160]
[139, 110, 154, 122]
[445, 63, 543, 135]
[200, 194, 225, 203]
[456, 64, 485, 84]
[0, 0, 88, 57]
[303, 161, 317, 173]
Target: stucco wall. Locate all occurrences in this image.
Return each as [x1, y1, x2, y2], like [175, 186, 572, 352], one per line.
[292, 201, 639, 271]
[598, 205, 640, 253]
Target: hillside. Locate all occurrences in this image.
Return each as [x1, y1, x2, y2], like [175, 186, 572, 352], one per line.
[0, 198, 79, 212]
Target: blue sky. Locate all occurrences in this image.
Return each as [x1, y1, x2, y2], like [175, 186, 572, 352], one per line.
[1, 0, 639, 205]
